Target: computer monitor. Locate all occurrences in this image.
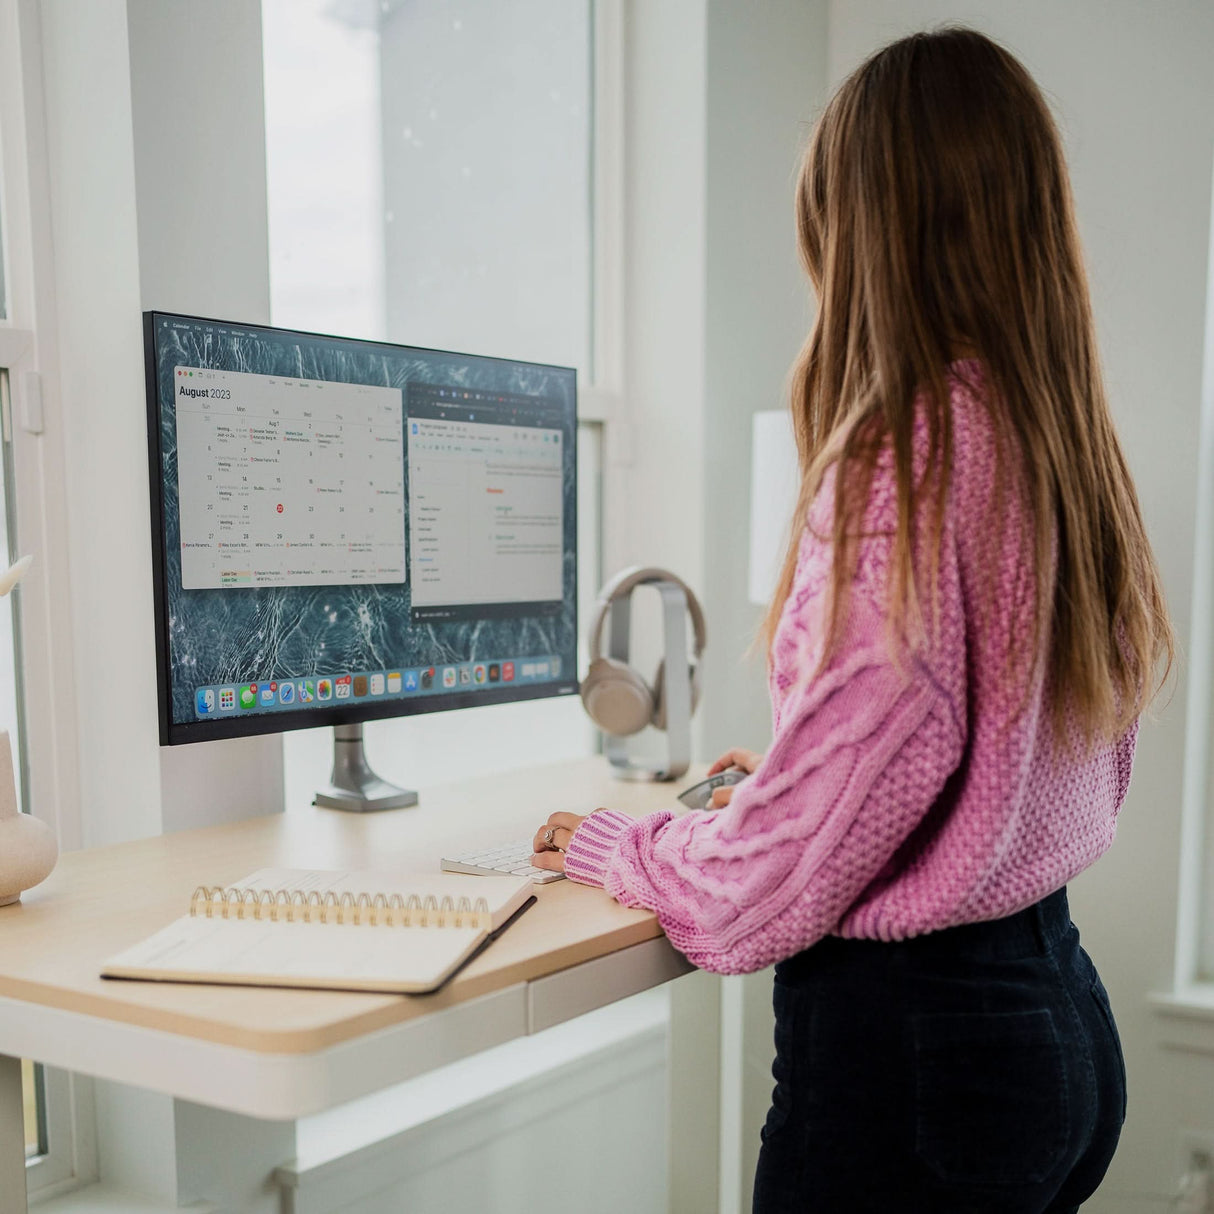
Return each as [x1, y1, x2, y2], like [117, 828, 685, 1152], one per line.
[144, 311, 578, 809]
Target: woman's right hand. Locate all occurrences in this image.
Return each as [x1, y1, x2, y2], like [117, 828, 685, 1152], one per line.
[708, 748, 764, 776]
[705, 748, 765, 807]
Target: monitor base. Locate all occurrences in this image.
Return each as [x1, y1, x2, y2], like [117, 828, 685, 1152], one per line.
[313, 723, 418, 813]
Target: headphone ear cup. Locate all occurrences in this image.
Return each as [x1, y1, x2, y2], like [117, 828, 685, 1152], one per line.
[581, 657, 655, 737]
[651, 659, 701, 731]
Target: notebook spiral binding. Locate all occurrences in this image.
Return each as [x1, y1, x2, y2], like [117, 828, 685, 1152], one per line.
[188, 886, 493, 930]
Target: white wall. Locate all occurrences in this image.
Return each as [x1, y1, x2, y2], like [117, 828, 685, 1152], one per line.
[823, 4, 1214, 1208]
[37, 0, 287, 848]
[37, 0, 160, 848]
[701, 0, 820, 763]
[610, 0, 707, 594]
[127, 0, 286, 835]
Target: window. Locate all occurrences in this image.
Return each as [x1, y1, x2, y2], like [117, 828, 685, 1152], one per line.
[0, 0, 94, 1194]
[262, 0, 608, 801]
[262, 0, 592, 371]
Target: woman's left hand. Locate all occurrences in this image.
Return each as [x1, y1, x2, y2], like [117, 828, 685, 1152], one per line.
[531, 811, 588, 872]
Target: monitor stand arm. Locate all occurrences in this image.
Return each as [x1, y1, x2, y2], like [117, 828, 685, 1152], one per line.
[313, 723, 419, 812]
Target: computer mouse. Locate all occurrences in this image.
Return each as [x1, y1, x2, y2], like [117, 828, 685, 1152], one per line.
[677, 769, 749, 810]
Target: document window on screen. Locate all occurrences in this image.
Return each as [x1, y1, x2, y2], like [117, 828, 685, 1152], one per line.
[407, 383, 564, 622]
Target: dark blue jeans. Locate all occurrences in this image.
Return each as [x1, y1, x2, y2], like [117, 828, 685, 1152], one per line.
[752, 889, 1126, 1213]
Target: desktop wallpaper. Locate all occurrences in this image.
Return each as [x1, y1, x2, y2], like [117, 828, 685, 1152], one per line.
[149, 314, 577, 733]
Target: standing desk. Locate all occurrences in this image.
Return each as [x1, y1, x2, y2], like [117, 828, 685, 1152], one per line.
[0, 757, 701, 1213]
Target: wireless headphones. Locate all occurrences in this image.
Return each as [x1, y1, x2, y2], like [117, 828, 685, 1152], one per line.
[581, 566, 707, 737]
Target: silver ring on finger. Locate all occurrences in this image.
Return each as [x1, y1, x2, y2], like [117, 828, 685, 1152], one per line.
[543, 826, 558, 848]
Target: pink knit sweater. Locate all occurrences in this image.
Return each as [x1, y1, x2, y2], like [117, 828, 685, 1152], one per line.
[564, 362, 1137, 973]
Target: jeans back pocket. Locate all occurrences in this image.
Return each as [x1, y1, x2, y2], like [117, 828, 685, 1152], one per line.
[913, 1008, 1070, 1186]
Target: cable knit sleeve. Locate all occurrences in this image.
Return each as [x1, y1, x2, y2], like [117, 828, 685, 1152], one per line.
[562, 456, 969, 974]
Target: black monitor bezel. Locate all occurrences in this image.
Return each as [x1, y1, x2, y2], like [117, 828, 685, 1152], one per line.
[143, 310, 579, 747]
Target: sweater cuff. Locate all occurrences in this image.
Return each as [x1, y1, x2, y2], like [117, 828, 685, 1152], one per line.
[563, 809, 637, 887]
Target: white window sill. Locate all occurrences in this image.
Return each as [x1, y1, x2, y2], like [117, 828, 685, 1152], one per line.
[1149, 985, 1214, 1053]
[31, 1182, 215, 1213]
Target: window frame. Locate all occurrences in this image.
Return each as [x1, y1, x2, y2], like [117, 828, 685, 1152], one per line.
[0, 0, 95, 1197]
[585, 0, 624, 419]
[0, 0, 84, 850]
[581, 0, 623, 628]
[1174, 143, 1214, 991]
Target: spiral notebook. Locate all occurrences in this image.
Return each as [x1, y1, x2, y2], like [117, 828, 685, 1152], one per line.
[101, 868, 536, 995]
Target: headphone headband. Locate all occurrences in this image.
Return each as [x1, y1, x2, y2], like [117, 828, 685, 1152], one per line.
[588, 566, 707, 662]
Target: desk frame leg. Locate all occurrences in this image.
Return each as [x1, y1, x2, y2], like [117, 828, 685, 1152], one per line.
[0, 1054, 27, 1214]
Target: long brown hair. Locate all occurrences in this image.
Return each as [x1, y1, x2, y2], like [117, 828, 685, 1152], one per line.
[763, 26, 1172, 742]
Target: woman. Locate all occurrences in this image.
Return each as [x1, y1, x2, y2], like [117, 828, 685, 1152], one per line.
[532, 27, 1171, 1213]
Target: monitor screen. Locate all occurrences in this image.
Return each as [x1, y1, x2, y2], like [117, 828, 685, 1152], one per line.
[144, 312, 578, 745]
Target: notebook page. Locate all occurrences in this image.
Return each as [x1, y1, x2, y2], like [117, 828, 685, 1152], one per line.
[103, 914, 485, 994]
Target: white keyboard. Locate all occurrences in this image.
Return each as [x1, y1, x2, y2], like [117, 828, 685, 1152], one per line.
[441, 839, 566, 884]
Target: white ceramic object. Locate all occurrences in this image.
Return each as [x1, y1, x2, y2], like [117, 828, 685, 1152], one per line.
[0, 728, 55, 905]
[0, 554, 32, 599]
[0, 556, 55, 906]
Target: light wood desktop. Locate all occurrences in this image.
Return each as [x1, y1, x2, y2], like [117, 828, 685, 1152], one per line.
[0, 757, 701, 1214]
